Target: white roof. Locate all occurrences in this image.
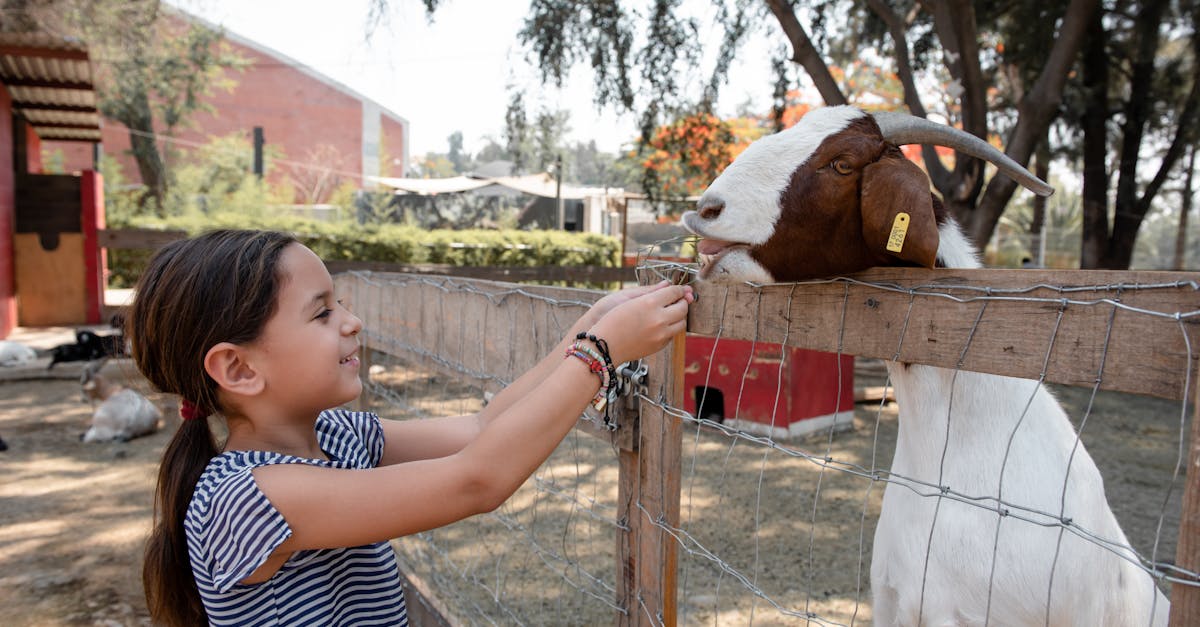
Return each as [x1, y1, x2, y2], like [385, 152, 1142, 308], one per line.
[370, 173, 609, 200]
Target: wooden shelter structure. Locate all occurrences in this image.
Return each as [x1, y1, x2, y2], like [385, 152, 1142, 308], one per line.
[0, 32, 105, 335]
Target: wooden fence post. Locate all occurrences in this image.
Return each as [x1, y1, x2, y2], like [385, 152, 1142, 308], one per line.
[618, 331, 685, 626]
[1169, 379, 1200, 626]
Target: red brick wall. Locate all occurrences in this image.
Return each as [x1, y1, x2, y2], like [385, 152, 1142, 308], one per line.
[0, 84, 15, 337]
[48, 27, 407, 199]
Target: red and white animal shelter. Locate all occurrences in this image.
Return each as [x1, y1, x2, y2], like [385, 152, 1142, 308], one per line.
[683, 336, 854, 439]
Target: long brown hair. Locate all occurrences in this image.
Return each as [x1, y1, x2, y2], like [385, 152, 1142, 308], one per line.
[128, 229, 296, 626]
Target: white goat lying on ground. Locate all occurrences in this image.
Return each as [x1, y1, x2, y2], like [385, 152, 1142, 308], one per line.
[682, 105, 1169, 626]
[80, 360, 162, 443]
[0, 339, 37, 367]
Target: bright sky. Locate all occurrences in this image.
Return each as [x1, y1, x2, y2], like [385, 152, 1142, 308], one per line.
[169, 0, 779, 160]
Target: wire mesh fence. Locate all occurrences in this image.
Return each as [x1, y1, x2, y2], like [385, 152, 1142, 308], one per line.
[334, 254, 1199, 626]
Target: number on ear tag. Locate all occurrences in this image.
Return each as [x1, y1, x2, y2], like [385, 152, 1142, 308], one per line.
[886, 212, 910, 253]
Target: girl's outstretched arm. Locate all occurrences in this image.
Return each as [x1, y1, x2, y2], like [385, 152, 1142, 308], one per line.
[244, 284, 692, 582]
[376, 281, 690, 465]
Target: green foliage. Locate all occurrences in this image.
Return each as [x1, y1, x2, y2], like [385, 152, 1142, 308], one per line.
[44, 0, 248, 214]
[164, 134, 288, 216]
[107, 214, 620, 287]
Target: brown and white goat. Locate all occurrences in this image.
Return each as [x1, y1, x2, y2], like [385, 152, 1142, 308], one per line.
[80, 360, 162, 443]
[683, 106, 1169, 626]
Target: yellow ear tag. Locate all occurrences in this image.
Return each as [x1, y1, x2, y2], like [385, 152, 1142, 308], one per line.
[886, 212, 910, 253]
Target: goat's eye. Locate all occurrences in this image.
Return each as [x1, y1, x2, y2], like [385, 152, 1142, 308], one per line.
[832, 159, 854, 175]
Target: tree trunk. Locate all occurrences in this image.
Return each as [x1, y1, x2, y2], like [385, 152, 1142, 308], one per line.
[1079, 7, 1109, 269]
[1175, 145, 1195, 270]
[122, 93, 167, 215]
[1101, 0, 1169, 269]
[965, 0, 1099, 248]
[866, 0, 952, 192]
[1030, 140, 1050, 265]
[928, 0, 986, 211]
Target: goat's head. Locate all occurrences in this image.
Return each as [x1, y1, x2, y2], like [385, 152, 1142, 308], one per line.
[80, 358, 108, 402]
[682, 106, 1053, 282]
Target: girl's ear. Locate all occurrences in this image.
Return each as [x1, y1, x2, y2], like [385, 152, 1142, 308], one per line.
[204, 342, 264, 397]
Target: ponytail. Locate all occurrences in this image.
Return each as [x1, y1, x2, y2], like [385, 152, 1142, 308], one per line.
[128, 229, 296, 625]
[143, 416, 218, 626]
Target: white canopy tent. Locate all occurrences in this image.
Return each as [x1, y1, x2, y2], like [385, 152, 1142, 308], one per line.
[370, 173, 592, 199]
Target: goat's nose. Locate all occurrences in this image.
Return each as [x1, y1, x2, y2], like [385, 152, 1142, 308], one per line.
[697, 195, 724, 220]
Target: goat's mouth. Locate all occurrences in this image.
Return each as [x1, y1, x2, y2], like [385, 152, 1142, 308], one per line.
[695, 238, 752, 277]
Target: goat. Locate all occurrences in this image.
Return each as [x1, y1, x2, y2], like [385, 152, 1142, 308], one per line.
[80, 360, 162, 443]
[682, 105, 1169, 626]
[0, 340, 37, 367]
[48, 329, 125, 370]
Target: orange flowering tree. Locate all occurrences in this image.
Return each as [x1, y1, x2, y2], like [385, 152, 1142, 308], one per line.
[634, 111, 767, 211]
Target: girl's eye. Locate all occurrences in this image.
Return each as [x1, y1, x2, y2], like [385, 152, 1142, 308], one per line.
[315, 307, 333, 320]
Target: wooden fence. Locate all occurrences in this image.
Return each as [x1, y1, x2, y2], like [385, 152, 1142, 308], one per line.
[335, 266, 1199, 626]
[103, 227, 1199, 624]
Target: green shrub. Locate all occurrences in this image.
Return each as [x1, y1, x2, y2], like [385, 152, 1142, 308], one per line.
[107, 213, 620, 288]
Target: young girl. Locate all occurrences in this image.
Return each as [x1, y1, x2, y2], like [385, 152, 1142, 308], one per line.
[130, 229, 693, 626]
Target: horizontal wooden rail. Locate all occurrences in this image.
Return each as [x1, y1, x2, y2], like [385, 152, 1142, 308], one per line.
[326, 260, 634, 283]
[687, 267, 1200, 401]
[334, 272, 635, 449]
[97, 227, 186, 249]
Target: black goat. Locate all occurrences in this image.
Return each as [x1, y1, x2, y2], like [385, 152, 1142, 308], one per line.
[47, 330, 125, 370]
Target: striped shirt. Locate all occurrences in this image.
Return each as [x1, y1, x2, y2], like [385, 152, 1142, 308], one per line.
[185, 409, 409, 626]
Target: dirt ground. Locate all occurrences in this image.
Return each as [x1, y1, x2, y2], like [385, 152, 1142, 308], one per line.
[0, 328, 1188, 626]
[1, 326, 171, 627]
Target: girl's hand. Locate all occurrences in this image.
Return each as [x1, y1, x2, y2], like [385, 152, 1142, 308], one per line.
[587, 284, 694, 364]
[582, 280, 676, 328]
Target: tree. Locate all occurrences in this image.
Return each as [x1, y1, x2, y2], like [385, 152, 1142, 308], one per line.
[447, 131, 468, 173]
[386, 0, 1091, 248]
[1067, 1, 1200, 268]
[633, 110, 766, 202]
[504, 96, 572, 174]
[284, 144, 350, 205]
[376, 1, 1200, 268]
[3, 0, 244, 214]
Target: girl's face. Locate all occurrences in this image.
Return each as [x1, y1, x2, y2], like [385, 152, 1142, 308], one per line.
[248, 243, 363, 417]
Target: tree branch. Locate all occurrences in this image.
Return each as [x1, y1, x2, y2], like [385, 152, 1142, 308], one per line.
[867, 0, 952, 191]
[764, 0, 846, 106]
[970, 0, 1100, 244]
[927, 0, 987, 204]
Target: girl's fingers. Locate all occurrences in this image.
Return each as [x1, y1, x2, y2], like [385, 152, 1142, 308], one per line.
[647, 284, 691, 306]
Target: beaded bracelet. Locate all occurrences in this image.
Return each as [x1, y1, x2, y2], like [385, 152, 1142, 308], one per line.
[574, 332, 616, 387]
[573, 332, 620, 426]
[564, 346, 609, 410]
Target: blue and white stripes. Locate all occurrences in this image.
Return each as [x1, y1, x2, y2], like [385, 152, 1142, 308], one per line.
[185, 410, 408, 626]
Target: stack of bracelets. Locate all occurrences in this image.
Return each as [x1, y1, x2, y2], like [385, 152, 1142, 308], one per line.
[565, 332, 620, 428]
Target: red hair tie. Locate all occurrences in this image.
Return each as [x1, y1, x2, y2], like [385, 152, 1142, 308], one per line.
[180, 399, 202, 421]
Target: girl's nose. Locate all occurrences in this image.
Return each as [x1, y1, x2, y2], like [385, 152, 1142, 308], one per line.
[344, 311, 363, 336]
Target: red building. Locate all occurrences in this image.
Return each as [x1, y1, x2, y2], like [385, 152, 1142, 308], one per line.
[48, 12, 409, 201]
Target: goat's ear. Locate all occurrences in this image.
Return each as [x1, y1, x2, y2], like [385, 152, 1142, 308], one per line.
[860, 157, 939, 268]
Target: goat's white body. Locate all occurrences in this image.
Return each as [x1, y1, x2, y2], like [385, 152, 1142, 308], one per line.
[0, 340, 37, 366]
[82, 387, 161, 443]
[870, 222, 1168, 626]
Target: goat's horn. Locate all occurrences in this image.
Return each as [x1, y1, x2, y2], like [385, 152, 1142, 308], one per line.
[873, 111, 1054, 197]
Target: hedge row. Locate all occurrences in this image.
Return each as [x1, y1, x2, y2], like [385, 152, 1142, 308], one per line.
[107, 214, 622, 288]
